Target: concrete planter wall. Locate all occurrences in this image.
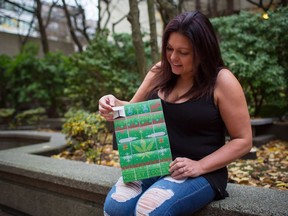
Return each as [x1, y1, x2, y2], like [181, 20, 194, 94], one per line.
[268, 121, 288, 141]
[0, 118, 65, 131]
[251, 118, 288, 145]
[0, 131, 120, 216]
[0, 131, 287, 216]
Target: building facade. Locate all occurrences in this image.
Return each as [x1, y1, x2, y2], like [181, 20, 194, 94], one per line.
[99, 0, 281, 48]
[0, 0, 282, 56]
[0, 0, 96, 56]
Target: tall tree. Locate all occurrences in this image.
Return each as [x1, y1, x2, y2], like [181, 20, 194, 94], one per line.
[226, 0, 234, 15]
[127, 0, 147, 77]
[147, 0, 159, 64]
[156, 0, 178, 27]
[196, 0, 201, 10]
[207, 0, 219, 17]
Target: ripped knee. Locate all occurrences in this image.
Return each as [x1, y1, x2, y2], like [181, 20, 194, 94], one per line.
[111, 177, 143, 202]
[135, 188, 174, 215]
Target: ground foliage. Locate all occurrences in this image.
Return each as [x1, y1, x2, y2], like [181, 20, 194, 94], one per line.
[228, 140, 287, 190]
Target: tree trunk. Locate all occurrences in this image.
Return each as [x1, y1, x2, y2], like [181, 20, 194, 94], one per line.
[280, 0, 288, 6]
[147, 0, 159, 64]
[226, 0, 234, 15]
[97, 0, 102, 32]
[196, 0, 201, 10]
[156, 0, 178, 28]
[211, 0, 218, 17]
[127, 0, 147, 77]
[35, 0, 49, 54]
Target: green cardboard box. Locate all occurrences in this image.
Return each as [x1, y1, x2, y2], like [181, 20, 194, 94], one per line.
[113, 99, 172, 183]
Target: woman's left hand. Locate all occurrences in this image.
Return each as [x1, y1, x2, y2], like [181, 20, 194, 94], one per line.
[169, 157, 204, 179]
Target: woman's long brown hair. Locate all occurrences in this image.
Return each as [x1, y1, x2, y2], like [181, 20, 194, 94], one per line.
[148, 11, 225, 101]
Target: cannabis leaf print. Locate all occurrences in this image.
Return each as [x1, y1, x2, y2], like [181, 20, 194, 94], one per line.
[133, 139, 154, 159]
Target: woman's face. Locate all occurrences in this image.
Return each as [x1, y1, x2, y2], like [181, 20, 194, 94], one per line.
[166, 32, 194, 78]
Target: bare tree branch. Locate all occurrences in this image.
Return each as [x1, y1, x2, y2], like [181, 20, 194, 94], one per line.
[97, 0, 101, 31]
[70, 2, 91, 43]
[247, 0, 274, 11]
[19, 13, 36, 46]
[112, 14, 127, 34]
[44, 0, 59, 28]
[100, 0, 112, 31]
[3, 0, 34, 13]
[4, 0, 35, 46]
[61, 0, 83, 52]
[35, 0, 50, 54]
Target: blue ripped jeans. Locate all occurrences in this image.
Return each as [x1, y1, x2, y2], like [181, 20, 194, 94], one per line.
[103, 175, 215, 216]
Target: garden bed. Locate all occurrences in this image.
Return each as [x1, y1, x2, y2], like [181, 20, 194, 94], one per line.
[53, 138, 288, 191]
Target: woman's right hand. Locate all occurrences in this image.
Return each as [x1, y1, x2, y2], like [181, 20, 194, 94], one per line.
[98, 63, 160, 121]
[98, 94, 117, 121]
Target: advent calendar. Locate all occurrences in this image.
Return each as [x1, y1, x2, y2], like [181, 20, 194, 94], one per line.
[113, 99, 172, 183]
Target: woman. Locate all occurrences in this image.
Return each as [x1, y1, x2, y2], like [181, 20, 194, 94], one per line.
[99, 10, 252, 216]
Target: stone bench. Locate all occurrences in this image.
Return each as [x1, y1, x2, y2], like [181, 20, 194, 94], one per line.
[0, 131, 287, 216]
[251, 118, 276, 146]
[242, 118, 276, 159]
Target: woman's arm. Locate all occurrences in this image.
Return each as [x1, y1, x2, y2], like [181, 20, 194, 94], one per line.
[98, 62, 160, 121]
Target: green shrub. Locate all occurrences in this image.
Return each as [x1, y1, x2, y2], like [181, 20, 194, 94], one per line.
[211, 7, 288, 117]
[61, 109, 112, 164]
[65, 32, 142, 112]
[1, 43, 71, 118]
[1, 31, 150, 119]
[0, 108, 15, 124]
[13, 107, 46, 126]
[4, 43, 42, 111]
[38, 52, 72, 117]
[0, 55, 13, 108]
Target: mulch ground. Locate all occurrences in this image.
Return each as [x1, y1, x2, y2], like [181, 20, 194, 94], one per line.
[227, 139, 287, 190]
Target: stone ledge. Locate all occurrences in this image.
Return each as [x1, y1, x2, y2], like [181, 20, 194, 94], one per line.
[252, 134, 276, 147]
[195, 184, 288, 216]
[250, 118, 275, 126]
[0, 131, 287, 216]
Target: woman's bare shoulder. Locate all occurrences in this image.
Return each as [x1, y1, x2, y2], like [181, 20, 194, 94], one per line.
[214, 68, 244, 103]
[216, 68, 242, 90]
[130, 62, 161, 103]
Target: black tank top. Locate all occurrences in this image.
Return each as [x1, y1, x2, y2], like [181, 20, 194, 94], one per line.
[150, 93, 228, 200]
